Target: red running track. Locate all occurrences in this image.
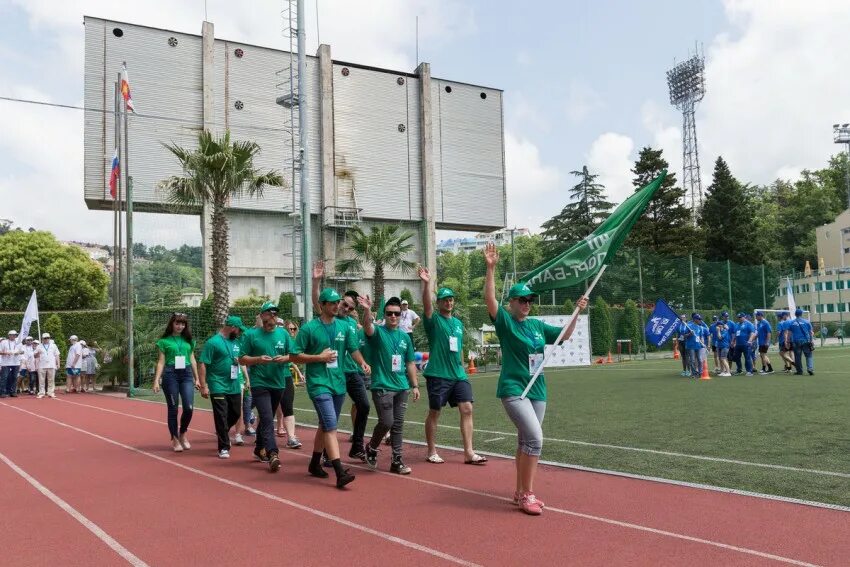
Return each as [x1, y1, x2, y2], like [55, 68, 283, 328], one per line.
[1, 393, 848, 566]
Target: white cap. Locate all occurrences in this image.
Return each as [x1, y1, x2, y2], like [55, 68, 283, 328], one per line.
[8, 330, 18, 335]
[80, 340, 87, 346]
[69, 335, 78, 341]
[401, 300, 409, 305]
[42, 333, 51, 338]
[25, 336, 33, 341]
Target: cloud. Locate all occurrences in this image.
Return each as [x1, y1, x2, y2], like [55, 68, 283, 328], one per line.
[565, 81, 604, 123]
[504, 131, 562, 230]
[640, 100, 683, 182]
[586, 133, 635, 204]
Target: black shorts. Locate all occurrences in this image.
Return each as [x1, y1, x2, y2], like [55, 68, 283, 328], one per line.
[779, 344, 790, 353]
[711, 346, 717, 352]
[758, 345, 769, 354]
[425, 376, 473, 411]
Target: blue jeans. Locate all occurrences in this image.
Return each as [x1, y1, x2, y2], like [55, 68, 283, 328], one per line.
[733, 344, 753, 374]
[688, 348, 706, 376]
[1, 365, 20, 396]
[161, 366, 195, 439]
[251, 386, 283, 455]
[792, 341, 814, 373]
[242, 389, 255, 427]
[312, 392, 346, 432]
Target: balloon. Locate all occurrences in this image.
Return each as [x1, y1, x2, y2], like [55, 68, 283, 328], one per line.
[414, 352, 423, 362]
[422, 352, 430, 361]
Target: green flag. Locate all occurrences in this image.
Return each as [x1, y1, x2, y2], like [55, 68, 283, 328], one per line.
[521, 171, 667, 292]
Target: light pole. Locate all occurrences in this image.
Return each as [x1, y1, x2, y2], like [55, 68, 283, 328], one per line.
[833, 123, 850, 212]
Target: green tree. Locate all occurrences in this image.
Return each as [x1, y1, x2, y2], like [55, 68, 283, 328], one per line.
[540, 165, 613, 255]
[618, 299, 642, 353]
[626, 147, 697, 256]
[589, 296, 613, 356]
[563, 298, 575, 313]
[438, 251, 472, 304]
[0, 231, 109, 310]
[699, 157, 759, 264]
[277, 292, 296, 318]
[159, 130, 285, 325]
[336, 224, 416, 301]
[43, 314, 67, 356]
[232, 288, 270, 307]
[399, 288, 415, 305]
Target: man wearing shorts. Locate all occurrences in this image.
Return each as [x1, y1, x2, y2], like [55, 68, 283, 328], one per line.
[754, 311, 774, 374]
[776, 311, 795, 372]
[418, 266, 486, 465]
[715, 318, 731, 376]
[65, 335, 83, 393]
[708, 315, 720, 373]
[291, 288, 367, 489]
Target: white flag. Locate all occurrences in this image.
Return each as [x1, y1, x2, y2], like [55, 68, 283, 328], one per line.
[785, 277, 796, 314]
[20, 290, 38, 340]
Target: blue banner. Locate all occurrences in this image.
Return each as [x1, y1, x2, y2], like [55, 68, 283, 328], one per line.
[645, 299, 680, 347]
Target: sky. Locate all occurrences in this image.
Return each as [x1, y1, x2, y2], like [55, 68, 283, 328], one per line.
[2, 0, 850, 248]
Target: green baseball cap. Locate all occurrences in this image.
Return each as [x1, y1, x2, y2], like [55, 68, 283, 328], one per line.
[436, 287, 455, 300]
[260, 301, 279, 313]
[508, 283, 537, 299]
[224, 315, 247, 332]
[318, 288, 342, 303]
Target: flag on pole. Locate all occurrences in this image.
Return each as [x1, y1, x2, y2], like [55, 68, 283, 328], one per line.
[109, 149, 120, 199]
[120, 62, 135, 113]
[644, 298, 679, 347]
[19, 290, 39, 340]
[786, 277, 796, 314]
[521, 171, 667, 292]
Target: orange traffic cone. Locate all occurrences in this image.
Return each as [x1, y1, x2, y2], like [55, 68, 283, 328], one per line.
[606, 351, 614, 364]
[467, 356, 477, 375]
[673, 343, 680, 359]
[700, 359, 711, 380]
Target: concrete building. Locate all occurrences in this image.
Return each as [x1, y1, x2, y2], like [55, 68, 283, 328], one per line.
[83, 17, 506, 310]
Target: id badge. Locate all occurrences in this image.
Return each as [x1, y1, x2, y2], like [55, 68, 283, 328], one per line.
[230, 365, 239, 380]
[174, 355, 186, 370]
[326, 357, 339, 369]
[528, 353, 544, 375]
[449, 336, 459, 352]
[392, 354, 402, 372]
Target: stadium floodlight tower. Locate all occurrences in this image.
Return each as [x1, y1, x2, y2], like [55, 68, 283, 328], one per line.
[667, 49, 706, 224]
[833, 123, 850, 210]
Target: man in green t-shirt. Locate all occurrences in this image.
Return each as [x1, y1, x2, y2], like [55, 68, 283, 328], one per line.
[291, 288, 368, 489]
[359, 296, 420, 475]
[417, 266, 487, 466]
[239, 302, 295, 473]
[199, 315, 249, 459]
[311, 262, 372, 461]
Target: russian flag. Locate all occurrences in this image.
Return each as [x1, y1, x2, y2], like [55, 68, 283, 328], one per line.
[120, 62, 135, 113]
[109, 149, 120, 199]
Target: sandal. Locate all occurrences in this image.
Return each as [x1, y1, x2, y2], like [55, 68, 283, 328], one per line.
[426, 454, 445, 464]
[464, 454, 488, 465]
[276, 427, 286, 437]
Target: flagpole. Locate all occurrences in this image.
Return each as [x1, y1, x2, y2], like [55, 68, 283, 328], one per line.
[116, 72, 124, 323]
[520, 265, 607, 400]
[123, 77, 135, 398]
[113, 80, 120, 319]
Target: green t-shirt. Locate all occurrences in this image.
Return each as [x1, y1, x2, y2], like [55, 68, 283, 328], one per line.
[294, 317, 359, 399]
[199, 333, 243, 395]
[367, 325, 415, 392]
[423, 312, 467, 381]
[340, 315, 363, 374]
[492, 306, 561, 401]
[155, 335, 196, 366]
[239, 327, 293, 389]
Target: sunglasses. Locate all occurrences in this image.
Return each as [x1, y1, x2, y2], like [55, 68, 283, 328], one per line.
[288, 326, 297, 331]
[515, 297, 534, 305]
[384, 311, 401, 317]
[172, 312, 187, 317]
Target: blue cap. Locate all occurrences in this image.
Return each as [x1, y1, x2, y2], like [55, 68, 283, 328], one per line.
[736, 311, 746, 318]
[721, 311, 729, 317]
[693, 313, 702, 320]
[755, 310, 763, 317]
[795, 308, 803, 316]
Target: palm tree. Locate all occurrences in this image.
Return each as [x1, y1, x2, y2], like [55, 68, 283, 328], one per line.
[336, 224, 416, 301]
[159, 130, 284, 325]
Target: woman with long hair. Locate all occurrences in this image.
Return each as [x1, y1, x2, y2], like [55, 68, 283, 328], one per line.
[273, 319, 302, 449]
[152, 313, 200, 452]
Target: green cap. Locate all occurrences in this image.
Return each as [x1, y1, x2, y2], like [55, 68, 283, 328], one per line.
[508, 283, 537, 299]
[318, 288, 341, 303]
[436, 287, 455, 300]
[260, 301, 279, 313]
[224, 315, 247, 332]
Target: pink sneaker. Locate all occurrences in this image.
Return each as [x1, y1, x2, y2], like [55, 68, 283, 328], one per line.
[519, 492, 543, 516]
[513, 491, 545, 508]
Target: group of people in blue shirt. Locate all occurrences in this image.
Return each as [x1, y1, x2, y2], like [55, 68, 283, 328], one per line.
[675, 308, 815, 378]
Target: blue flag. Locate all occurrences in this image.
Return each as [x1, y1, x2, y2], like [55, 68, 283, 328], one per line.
[645, 299, 680, 347]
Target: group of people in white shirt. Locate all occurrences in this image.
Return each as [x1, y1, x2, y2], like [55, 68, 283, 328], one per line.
[0, 330, 98, 399]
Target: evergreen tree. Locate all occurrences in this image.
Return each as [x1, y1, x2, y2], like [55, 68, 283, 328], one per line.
[618, 299, 643, 353]
[699, 157, 758, 264]
[626, 147, 698, 256]
[541, 166, 613, 255]
[589, 296, 613, 356]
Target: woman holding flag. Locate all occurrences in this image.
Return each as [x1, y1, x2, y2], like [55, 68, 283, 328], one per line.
[484, 242, 588, 516]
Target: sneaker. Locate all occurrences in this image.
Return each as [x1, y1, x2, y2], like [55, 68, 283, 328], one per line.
[808, 370, 814, 376]
[178, 437, 191, 450]
[48, 393, 56, 398]
[390, 457, 412, 475]
[336, 469, 356, 489]
[349, 446, 366, 462]
[745, 372, 753, 377]
[513, 491, 545, 508]
[286, 437, 302, 450]
[246, 427, 256, 436]
[758, 370, 767, 375]
[721, 372, 732, 377]
[365, 445, 378, 470]
[519, 492, 543, 516]
[766, 369, 775, 374]
[218, 449, 230, 459]
[269, 452, 281, 473]
[37, 394, 44, 399]
[253, 448, 270, 462]
[172, 439, 184, 453]
[234, 433, 244, 446]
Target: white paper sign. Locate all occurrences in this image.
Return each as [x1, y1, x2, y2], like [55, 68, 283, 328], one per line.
[531, 314, 591, 367]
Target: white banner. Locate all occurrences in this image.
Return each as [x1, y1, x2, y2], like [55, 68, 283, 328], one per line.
[20, 290, 38, 340]
[785, 277, 796, 314]
[531, 314, 591, 367]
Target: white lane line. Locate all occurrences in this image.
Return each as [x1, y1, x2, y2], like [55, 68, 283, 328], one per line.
[38, 399, 826, 566]
[0, 449, 149, 567]
[1, 402, 478, 567]
[483, 437, 505, 443]
[291, 405, 850, 480]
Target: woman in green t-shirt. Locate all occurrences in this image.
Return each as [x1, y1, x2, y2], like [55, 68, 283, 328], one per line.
[484, 242, 587, 516]
[152, 313, 199, 452]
